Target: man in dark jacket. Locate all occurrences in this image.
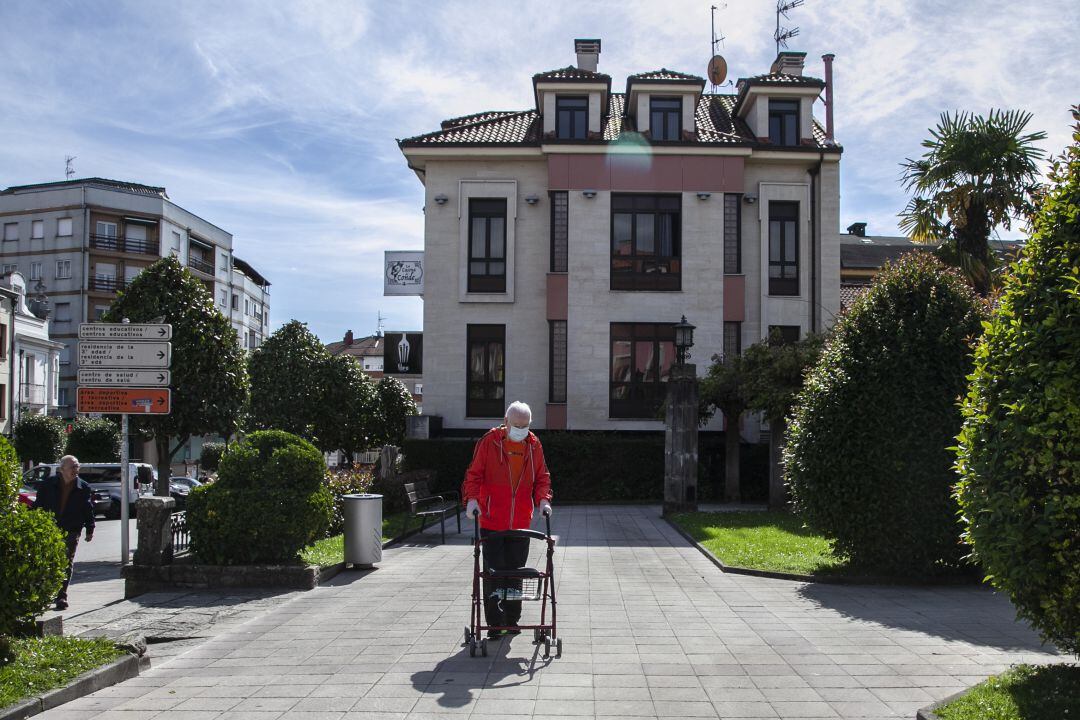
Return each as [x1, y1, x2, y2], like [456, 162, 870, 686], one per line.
[32, 455, 95, 610]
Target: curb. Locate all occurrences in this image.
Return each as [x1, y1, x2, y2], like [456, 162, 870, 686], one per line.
[0, 650, 140, 720]
[915, 686, 972, 719]
[663, 516, 979, 586]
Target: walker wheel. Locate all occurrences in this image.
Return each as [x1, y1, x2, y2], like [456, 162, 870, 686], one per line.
[480, 639, 488, 657]
[555, 637, 563, 658]
[543, 639, 551, 658]
[469, 639, 477, 657]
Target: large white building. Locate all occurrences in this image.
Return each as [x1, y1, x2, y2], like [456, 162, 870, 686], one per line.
[0, 272, 65, 425]
[0, 177, 270, 416]
[397, 40, 842, 433]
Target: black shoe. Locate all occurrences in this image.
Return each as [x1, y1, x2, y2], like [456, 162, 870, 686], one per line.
[55, 599, 68, 611]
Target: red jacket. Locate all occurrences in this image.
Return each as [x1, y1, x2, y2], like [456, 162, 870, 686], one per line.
[462, 427, 553, 531]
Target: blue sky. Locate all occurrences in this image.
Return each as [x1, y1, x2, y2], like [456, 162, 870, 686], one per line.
[1, 0, 1076, 343]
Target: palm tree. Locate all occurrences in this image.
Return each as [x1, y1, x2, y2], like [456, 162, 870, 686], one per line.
[899, 109, 1047, 295]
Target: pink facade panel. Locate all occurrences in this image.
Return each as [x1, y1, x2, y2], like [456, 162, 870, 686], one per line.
[547, 154, 743, 192]
[723, 274, 745, 321]
[546, 273, 568, 320]
[545, 403, 567, 430]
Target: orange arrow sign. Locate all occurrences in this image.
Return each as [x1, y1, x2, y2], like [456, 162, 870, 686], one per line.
[77, 387, 171, 415]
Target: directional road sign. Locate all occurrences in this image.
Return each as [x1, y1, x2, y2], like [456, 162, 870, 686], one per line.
[79, 341, 170, 368]
[79, 323, 172, 341]
[77, 387, 171, 414]
[78, 369, 171, 387]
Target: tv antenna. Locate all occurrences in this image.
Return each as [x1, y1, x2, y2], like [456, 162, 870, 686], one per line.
[707, 4, 732, 92]
[65, 155, 76, 180]
[376, 311, 385, 337]
[774, 0, 804, 55]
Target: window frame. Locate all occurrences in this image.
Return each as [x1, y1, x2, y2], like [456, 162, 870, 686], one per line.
[548, 320, 567, 404]
[650, 96, 682, 141]
[31, 220, 44, 240]
[55, 260, 72, 279]
[768, 201, 800, 296]
[768, 99, 800, 146]
[723, 321, 742, 360]
[3, 223, 17, 242]
[57, 218, 73, 237]
[467, 198, 507, 294]
[723, 193, 742, 274]
[555, 95, 588, 140]
[610, 194, 682, 291]
[29, 261, 42, 281]
[768, 325, 801, 345]
[609, 322, 676, 419]
[466, 324, 506, 418]
[549, 190, 568, 273]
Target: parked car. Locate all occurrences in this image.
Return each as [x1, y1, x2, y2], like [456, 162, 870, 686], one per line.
[168, 476, 203, 511]
[23, 462, 156, 519]
[17, 484, 36, 507]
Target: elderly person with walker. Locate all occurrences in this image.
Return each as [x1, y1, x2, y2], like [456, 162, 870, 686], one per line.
[463, 401, 553, 640]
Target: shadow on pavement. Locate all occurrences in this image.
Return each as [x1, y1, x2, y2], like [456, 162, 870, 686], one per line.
[411, 636, 554, 708]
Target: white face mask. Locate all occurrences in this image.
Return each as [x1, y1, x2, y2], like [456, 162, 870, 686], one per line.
[507, 425, 529, 442]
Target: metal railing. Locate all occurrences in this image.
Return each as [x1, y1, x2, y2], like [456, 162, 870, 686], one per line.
[89, 234, 161, 256]
[20, 383, 45, 405]
[171, 511, 190, 555]
[89, 276, 128, 293]
[187, 257, 214, 275]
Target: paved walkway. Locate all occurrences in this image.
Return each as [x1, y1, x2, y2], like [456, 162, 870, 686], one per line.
[39, 505, 1063, 720]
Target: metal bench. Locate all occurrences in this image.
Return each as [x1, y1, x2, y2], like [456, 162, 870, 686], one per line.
[404, 480, 461, 544]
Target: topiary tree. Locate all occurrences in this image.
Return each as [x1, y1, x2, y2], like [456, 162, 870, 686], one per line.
[186, 430, 333, 565]
[315, 355, 380, 463]
[199, 441, 225, 473]
[955, 107, 1080, 654]
[248, 321, 330, 443]
[374, 376, 418, 447]
[103, 256, 248, 494]
[12, 414, 66, 467]
[786, 252, 987, 573]
[64, 417, 120, 462]
[700, 353, 750, 503]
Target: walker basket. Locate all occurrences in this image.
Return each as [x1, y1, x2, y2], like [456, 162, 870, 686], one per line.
[493, 576, 542, 602]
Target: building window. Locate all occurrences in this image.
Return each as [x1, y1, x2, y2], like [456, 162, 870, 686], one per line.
[54, 302, 72, 325]
[0, 385, 4, 419]
[57, 218, 73, 237]
[768, 201, 799, 295]
[610, 322, 675, 419]
[650, 97, 681, 141]
[550, 191, 568, 272]
[59, 347, 70, 366]
[466, 324, 505, 417]
[724, 322, 742, 359]
[171, 230, 181, 256]
[55, 260, 71, 279]
[768, 325, 801, 345]
[768, 99, 800, 146]
[248, 330, 256, 348]
[724, 193, 741, 274]
[57, 387, 68, 407]
[219, 290, 227, 307]
[414, 383, 423, 395]
[94, 306, 107, 321]
[555, 96, 588, 140]
[1, 264, 16, 275]
[3, 223, 17, 242]
[29, 262, 42, 281]
[549, 320, 567, 403]
[611, 194, 681, 291]
[231, 293, 239, 310]
[467, 199, 507, 293]
[0, 324, 6, 359]
[31, 220, 44, 240]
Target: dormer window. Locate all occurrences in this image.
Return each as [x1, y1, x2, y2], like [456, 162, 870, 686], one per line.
[556, 96, 588, 139]
[768, 99, 799, 146]
[650, 97, 681, 141]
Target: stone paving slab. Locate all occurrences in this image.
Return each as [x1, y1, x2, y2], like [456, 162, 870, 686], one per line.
[34, 505, 1065, 720]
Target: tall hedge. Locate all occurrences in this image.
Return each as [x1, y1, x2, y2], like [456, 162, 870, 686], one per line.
[955, 109, 1080, 654]
[187, 430, 333, 565]
[13, 414, 66, 466]
[785, 253, 986, 573]
[65, 417, 121, 462]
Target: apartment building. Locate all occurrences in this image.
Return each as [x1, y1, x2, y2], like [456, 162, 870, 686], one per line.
[0, 288, 13, 435]
[0, 177, 256, 415]
[397, 40, 843, 433]
[0, 272, 64, 426]
[226, 256, 271, 351]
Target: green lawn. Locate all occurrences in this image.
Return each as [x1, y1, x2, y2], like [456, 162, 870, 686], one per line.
[300, 509, 427, 567]
[669, 510, 845, 575]
[0, 636, 124, 709]
[935, 664, 1080, 720]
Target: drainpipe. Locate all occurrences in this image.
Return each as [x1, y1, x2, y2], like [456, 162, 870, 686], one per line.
[808, 153, 824, 332]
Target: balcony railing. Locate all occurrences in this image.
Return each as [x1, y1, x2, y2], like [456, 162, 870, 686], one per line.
[21, 383, 45, 405]
[90, 234, 161, 256]
[187, 257, 214, 275]
[89, 276, 128, 293]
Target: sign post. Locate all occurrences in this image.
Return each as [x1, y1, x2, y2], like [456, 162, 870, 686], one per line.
[77, 320, 172, 565]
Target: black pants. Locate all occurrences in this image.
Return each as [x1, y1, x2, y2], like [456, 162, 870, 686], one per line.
[481, 529, 530, 628]
[58, 530, 80, 602]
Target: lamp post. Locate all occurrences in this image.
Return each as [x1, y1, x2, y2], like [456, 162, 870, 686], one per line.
[664, 315, 699, 516]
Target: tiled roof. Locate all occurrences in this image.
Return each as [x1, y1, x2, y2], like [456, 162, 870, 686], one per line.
[533, 66, 611, 82]
[1, 177, 169, 198]
[441, 111, 520, 130]
[628, 68, 705, 83]
[401, 110, 540, 146]
[326, 334, 383, 358]
[743, 72, 825, 86]
[840, 283, 869, 311]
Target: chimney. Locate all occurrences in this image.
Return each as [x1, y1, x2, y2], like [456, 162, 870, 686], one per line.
[847, 222, 867, 238]
[822, 53, 835, 141]
[574, 38, 601, 72]
[344, 329, 354, 347]
[769, 50, 805, 76]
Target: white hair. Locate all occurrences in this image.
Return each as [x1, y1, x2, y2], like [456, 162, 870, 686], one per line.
[505, 401, 532, 424]
[60, 455, 79, 468]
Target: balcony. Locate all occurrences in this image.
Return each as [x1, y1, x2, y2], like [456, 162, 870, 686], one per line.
[89, 276, 128, 293]
[187, 257, 214, 275]
[21, 383, 45, 405]
[90, 234, 161, 256]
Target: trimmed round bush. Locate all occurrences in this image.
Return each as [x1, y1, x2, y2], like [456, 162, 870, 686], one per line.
[955, 123, 1080, 654]
[64, 417, 120, 462]
[13, 414, 66, 466]
[785, 252, 987, 573]
[199, 442, 226, 473]
[187, 430, 333, 565]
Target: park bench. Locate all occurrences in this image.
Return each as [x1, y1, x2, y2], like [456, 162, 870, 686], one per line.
[404, 480, 461, 544]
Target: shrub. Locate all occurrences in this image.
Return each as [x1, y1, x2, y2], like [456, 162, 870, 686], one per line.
[0, 438, 19, 509]
[785, 253, 986, 574]
[187, 430, 333, 565]
[324, 467, 375, 535]
[955, 110, 1080, 654]
[13, 415, 66, 467]
[199, 442, 226, 473]
[64, 418, 120, 462]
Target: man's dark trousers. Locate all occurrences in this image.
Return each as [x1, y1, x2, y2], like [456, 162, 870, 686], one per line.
[480, 529, 530, 628]
[58, 530, 80, 603]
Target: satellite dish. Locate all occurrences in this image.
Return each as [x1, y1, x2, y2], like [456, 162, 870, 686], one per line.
[708, 55, 728, 86]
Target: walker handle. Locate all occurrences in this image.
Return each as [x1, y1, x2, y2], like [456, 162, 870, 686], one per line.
[472, 509, 480, 541]
[544, 512, 551, 538]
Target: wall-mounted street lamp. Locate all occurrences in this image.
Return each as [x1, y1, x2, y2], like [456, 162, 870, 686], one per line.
[582, 189, 597, 199]
[524, 194, 540, 205]
[674, 315, 695, 364]
[696, 192, 711, 200]
[743, 194, 758, 205]
[433, 194, 449, 205]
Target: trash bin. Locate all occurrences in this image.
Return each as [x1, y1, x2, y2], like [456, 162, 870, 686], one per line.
[343, 493, 383, 568]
